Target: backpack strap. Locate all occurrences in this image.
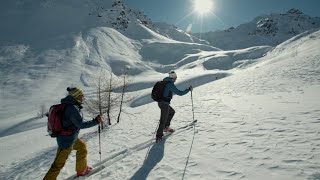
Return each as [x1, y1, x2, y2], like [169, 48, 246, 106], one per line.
[161, 81, 172, 102]
[60, 104, 76, 135]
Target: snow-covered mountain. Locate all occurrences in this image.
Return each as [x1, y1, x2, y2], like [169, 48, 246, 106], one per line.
[0, 0, 221, 121]
[0, 0, 154, 45]
[0, 0, 205, 46]
[195, 8, 320, 50]
[1, 1, 320, 179]
[152, 22, 209, 44]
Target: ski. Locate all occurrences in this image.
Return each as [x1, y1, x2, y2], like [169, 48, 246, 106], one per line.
[64, 149, 128, 180]
[156, 119, 197, 143]
[176, 120, 197, 130]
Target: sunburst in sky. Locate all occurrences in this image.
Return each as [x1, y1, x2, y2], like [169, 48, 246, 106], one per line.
[125, 0, 320, 33]
[193, 0, 214, 15]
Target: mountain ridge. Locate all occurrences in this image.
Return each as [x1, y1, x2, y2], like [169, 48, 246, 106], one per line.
[194, 8, 320, 50]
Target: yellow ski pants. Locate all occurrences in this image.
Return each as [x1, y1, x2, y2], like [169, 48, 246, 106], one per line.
[43, 138, 88, 180]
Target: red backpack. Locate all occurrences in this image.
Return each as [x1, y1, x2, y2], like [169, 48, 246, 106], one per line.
[47, 104, 73, 137]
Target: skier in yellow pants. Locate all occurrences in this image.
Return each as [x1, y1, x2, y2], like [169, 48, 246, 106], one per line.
[44, 87, 102, 180]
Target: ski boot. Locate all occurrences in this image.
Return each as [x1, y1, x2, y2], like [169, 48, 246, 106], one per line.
[76, 166, 93, 177]
[164, 127, 175, 133]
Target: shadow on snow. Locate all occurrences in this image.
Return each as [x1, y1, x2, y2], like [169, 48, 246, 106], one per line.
[130, 140, 166, 180]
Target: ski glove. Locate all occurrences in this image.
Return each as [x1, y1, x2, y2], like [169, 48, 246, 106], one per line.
[94, 114, 103, 124]
[187, 85, 193, 91]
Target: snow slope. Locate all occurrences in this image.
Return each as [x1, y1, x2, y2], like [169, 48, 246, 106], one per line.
[1, 27, 320, 179]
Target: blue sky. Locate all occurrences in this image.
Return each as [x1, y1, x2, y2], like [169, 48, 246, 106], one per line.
[124, 0, 320, 33]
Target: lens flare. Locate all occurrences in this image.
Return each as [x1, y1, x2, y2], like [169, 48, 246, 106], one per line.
[194, 0, 213, 15]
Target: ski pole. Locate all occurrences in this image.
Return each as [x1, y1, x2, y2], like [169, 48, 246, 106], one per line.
[191, 89, 195, 122]
[182, 89, 196, 180]
[98, 125, 101, 158]
[98, 115, 102, 172]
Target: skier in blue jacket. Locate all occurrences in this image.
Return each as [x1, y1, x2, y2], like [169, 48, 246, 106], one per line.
[156, 71, 192, 142]
[44, 87, 102, 179]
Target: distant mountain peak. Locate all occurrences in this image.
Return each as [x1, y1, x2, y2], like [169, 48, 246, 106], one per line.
[85, 0, 154, 31]
[253, 17, 278, 36]
[196, 8, 320, 50]
[286, 8, 303, 15]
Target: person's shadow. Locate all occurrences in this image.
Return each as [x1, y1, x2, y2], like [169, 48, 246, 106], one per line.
[130, 139, 166, 180]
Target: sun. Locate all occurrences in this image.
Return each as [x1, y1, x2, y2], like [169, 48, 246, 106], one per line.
[193, 0, 213, 15]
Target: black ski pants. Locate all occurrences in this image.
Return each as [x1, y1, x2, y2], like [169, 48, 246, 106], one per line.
[156, 102, 175, 136]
